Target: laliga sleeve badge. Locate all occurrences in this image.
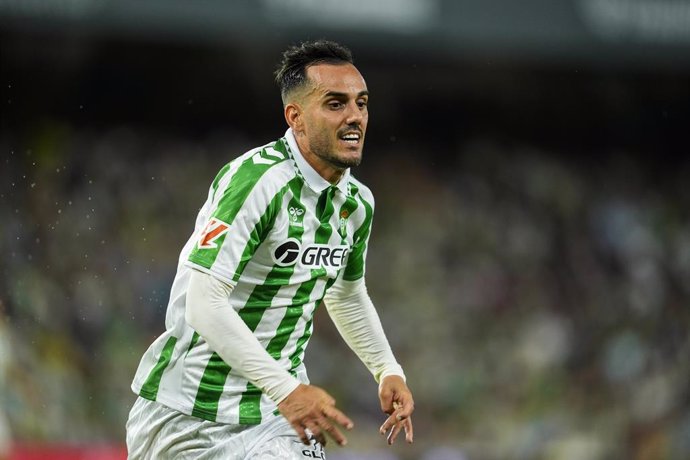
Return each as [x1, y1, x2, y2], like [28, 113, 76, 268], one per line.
[198, 217, 230, 249]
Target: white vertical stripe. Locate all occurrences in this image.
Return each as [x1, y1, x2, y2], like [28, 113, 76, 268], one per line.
[216, 389, 243, 425]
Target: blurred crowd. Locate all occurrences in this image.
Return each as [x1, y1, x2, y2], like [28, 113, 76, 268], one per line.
[1, 122, 689, 460]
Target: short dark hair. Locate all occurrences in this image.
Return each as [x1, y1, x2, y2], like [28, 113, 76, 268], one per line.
[275, 39, 354, 103]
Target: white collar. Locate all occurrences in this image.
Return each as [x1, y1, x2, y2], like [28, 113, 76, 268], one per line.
[285, 128, 351, 195]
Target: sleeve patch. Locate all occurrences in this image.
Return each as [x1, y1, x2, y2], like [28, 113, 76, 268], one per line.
[198, 218, 230, 249]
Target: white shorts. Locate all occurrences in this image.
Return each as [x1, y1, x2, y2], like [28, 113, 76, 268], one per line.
[126, 397, 326, 460]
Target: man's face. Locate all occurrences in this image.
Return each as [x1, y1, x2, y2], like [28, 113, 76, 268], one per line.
[294, 63, 369, 170]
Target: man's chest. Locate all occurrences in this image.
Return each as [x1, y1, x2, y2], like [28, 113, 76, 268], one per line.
[254, 190, 360, 277]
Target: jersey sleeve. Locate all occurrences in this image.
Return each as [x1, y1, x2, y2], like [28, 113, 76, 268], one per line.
[186, 148, 287, 284]
[342, 189, 374, 282]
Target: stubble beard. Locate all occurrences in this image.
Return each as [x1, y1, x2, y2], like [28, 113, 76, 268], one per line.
[319, 150, 362, 170]
[311, 133, 363, 170]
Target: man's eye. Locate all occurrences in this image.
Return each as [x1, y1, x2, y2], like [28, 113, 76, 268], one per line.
[328, 101, 343, 109]
[357, 101, 368, 109]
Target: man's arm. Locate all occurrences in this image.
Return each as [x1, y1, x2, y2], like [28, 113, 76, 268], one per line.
[185, 269, 300, 402]
[323, 278, 414, 444]
[184, 269, 353, 446]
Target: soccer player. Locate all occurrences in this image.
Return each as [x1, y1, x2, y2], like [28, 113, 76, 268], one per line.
[126, 39, 414, 459]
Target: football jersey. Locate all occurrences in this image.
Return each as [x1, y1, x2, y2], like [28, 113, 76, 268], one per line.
[131, 129, 375, 425]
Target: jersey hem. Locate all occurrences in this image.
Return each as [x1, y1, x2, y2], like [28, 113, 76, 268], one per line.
[133, 383, 266, 425]
[130, 366, 310, 426]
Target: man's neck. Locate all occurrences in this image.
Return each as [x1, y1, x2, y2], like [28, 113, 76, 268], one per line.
[295, 138, 345, 185]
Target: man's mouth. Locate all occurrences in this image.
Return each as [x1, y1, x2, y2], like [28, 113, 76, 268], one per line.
[339, 131, 362, 145]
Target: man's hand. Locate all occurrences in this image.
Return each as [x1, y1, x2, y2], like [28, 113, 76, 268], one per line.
[378, 375, 414, 445]
[278, 383, 354, 447]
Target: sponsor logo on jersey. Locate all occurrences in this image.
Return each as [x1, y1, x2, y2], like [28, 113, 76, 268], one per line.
[272, 238, 349, 269]
[288, 205, 305, 227]
[198, 217, 230, 249]
[273, 239, 301, 265]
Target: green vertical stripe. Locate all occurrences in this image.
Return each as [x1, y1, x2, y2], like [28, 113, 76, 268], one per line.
[234, 305, 272, 424]
[289, 314, 315, 372]
[139, 336, 178, 401]
[238, 307, 265, 331]
[314, 186, 336, 240]
[311, 187, 337, 279]
[286, 279, 317, 318]
[238, 383, 262, 424]
[191, 352, 231, 420]
[343, 192, 373, 281]
[291, 281, 319, 324]
[186, 332, 200, 355]
[265, 306, 305, 359]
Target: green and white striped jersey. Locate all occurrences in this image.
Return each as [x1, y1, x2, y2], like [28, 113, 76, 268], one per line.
[131, 129, 375, 425]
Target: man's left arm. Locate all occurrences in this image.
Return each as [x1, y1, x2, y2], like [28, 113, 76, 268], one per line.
[323, 278, 414, 445]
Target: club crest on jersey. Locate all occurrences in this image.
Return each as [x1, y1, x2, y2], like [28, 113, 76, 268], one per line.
[288, 205, 305, 227]
[198, 217, 230, 249]
[338, 209, 349, 238]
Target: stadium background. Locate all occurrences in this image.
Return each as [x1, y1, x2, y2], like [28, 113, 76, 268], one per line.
[1, 1, 690, 459]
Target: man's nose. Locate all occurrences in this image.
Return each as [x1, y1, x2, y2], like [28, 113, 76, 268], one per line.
[344, 101, 364, 125]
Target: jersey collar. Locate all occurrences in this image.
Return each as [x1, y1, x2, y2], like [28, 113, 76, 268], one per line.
[285, 128, 351, 195]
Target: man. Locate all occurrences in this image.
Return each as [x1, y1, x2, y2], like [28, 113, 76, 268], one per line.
[126, 39, 414, 459]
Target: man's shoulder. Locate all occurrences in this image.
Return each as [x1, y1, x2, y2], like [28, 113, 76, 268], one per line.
[206, 137, 297, 206]
[238, 137, 291, 166]
[219, 137, 295, 180]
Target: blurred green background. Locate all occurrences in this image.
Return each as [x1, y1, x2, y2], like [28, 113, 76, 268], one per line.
[2, 1, 690, 459]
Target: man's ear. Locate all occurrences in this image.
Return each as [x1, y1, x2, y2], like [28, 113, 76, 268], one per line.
[285, 103, 303, 133]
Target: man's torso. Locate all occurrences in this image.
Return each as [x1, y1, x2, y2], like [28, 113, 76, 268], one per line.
[130, 133, 374, 425]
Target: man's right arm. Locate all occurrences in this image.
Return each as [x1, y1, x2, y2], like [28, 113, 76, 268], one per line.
[185, 268, 300, 403]
[184, 269, 353, 446]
